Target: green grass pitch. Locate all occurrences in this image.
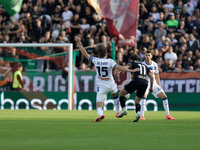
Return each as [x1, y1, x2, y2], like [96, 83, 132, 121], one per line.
[0, 110, 200, 150]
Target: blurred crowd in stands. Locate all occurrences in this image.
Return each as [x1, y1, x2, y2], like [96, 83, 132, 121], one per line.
[0, 0, 200, 72]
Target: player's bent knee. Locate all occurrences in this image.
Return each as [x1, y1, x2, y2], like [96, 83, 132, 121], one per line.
[119, 89, 128, 97]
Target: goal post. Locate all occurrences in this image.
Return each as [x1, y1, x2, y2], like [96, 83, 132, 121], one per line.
[0, 43, 74, 110]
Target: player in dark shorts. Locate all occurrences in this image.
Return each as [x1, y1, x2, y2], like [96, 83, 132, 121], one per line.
[117, 54, 153, 122]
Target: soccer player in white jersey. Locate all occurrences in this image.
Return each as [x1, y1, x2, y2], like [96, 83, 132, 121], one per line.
[75, 36, 140, 122]
[140, 51, 175, 120]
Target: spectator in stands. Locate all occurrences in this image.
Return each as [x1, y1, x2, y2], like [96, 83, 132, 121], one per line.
[168, 32, 178, 46]
[136, 29, 142, 42]
[51, 24, 61, 42]
[144, 22, 155, 37]
[183, 0, 194, 16]
[174, 0, 183, 13]
[139, 2, 148, 25]
[139, 35, 150, 51]
[156, 56, 164, 72]
[70, 13, 81, 38]
[178, 45, 187, 56]
[166, 13, 179, 33]
[185, 16, 193, 33]
[187, 34, 199, 53]
[46, 0, 56, 16]
[181, 6, 190, 18]
[188, 65, 194, 71]
[182, 57, 193, 70]
[157, 36, 166, 49]
[175, 21, 186, 39]
[155, 12, 165, 28]
[80, 18, 90, 32]
[51, 5, 62, 31]
[143, 14, 154, 30]
[164, 46, 177, 65]
[0, 0, 199, 73]
[161, 59, 174, 72]
[149, 5, 160, 22]
[62, 6, 73, 29]
[174, 60, 183, 72]
[194, 59, 200, 71]
[20, 3, 29, 20]
[161, 38, 170, 53]
[32, 5, 41, 25]
[24, 12, 33, 36]
[139, 47, 147, 61]
[164, 0, 174, 13]
[152, 48, 161, 61]
[33, 19, 45, 42]
[154, 22, 167, 44]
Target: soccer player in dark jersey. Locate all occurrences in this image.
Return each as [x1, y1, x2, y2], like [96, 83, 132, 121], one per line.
[117, 54, 154, 122]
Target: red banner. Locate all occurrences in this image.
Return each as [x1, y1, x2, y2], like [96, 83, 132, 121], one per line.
[99, 0, 138, 47]
[160, 72, 200, 79]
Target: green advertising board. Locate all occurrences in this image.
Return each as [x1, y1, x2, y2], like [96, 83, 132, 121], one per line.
[1, 71, 200, 93]
[0, 92, 199, 111]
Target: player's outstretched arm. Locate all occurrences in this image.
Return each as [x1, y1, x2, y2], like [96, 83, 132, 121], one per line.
[74, 36, 90, 60]
[148, 72, 154, 93]
[115, 65, 140, 73]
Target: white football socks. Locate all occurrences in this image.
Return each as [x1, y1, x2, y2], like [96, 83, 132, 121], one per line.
[113, 96, 120, 113]
[97, 107, 103, 116]
[122, 107, 127, 112]
[162, 98, 170, 116]
[140, 98, 146, 117]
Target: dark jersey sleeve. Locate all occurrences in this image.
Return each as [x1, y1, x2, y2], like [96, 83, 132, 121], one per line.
[128, 62, 136, 69]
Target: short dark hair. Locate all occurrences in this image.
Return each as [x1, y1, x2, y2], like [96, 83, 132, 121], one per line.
[98, 46, 107, 58]
[146, 50, 152, 54]
[129, 54, 139, 61]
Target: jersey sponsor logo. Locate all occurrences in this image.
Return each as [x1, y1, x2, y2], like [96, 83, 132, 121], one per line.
[98, 76, 110, 81]
[138, 75, 147, 80]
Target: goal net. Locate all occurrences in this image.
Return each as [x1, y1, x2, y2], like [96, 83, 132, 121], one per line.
[0, 43, 74, 110]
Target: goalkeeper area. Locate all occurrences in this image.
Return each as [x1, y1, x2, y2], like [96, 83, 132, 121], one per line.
[0, 43, 75, 109]
[0, 110, 199, 150]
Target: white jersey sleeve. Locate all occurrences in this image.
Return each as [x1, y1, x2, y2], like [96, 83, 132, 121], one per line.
[110, 59, 117, 68]
[89, 56, 97, 64]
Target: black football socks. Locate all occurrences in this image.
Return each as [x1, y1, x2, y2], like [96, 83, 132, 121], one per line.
[135, 103, 141, 113]
[120, 96, 126, 108]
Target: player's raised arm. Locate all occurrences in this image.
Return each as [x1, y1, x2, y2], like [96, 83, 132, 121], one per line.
[147, 72, 154, 93]
[74, 36, 90, 60]
[115, 64, 140, 73]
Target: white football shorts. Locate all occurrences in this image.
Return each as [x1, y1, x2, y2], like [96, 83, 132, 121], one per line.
[146, 82, 164, 98]
[96, 83, 118, 102]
